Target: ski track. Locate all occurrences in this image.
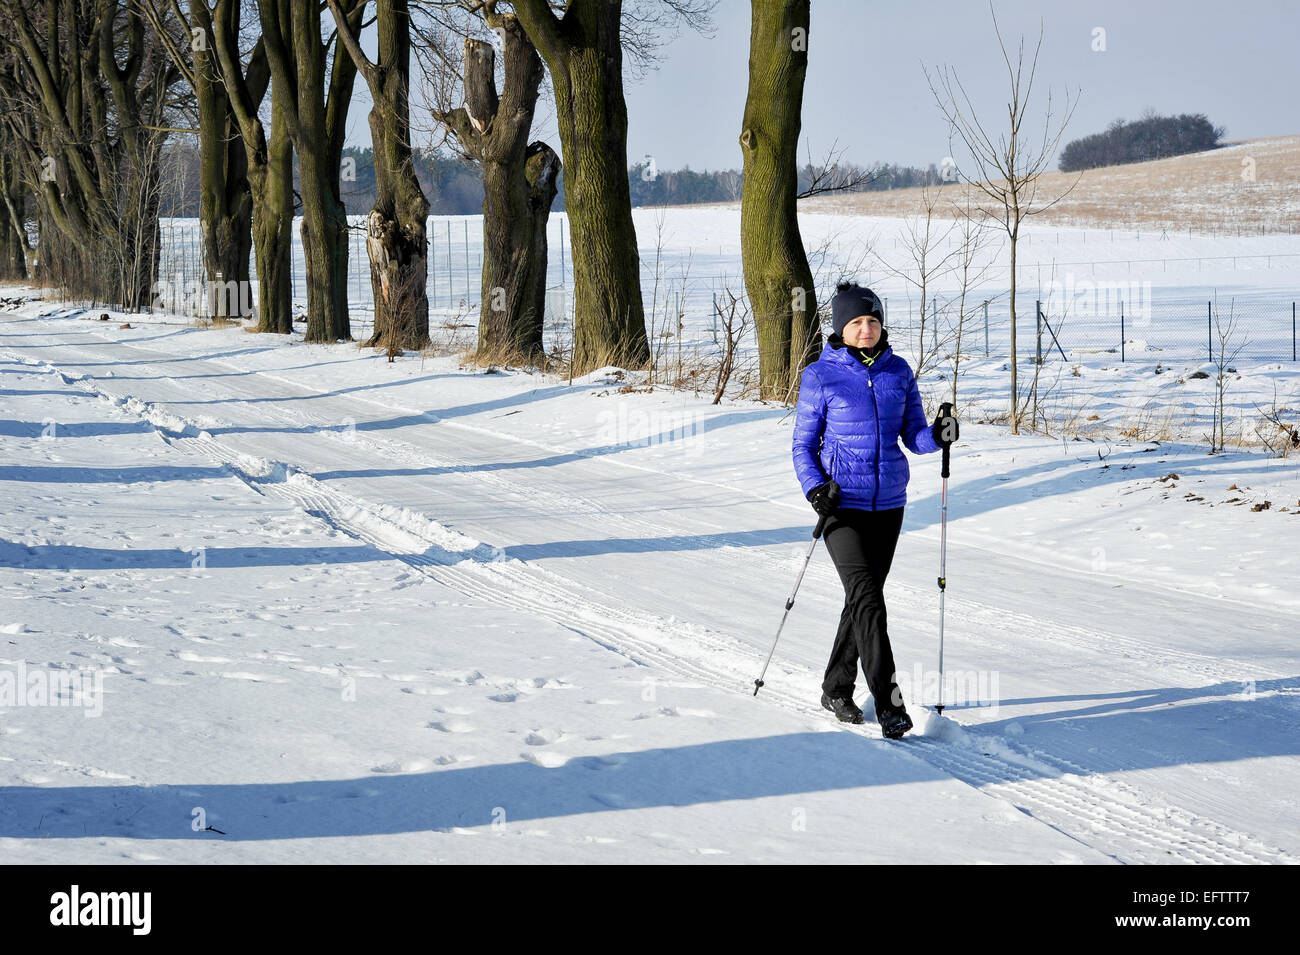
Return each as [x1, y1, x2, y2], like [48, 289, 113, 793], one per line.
[2, 329, 1293, 865]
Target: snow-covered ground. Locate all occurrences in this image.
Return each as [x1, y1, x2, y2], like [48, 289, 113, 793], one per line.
[2, 282, 1297, 863]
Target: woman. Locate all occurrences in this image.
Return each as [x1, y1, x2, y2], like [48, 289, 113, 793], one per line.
[791, 281, 959, 739]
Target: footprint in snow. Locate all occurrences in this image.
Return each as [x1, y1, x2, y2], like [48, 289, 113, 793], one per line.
[371, 758, 434, 774]
[433, 754, 475, 766]
[177, 651, 232, 663]
[521, 751, 568, 769]
[632, 706, 716, 719]
[219, 671, 289, 683]
[578, 754, 626, 770]
[525, 728, 563, 746]
[427, 720, 475, 734]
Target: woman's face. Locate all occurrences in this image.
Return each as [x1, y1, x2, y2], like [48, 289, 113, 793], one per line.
[842, 314, 881, 349]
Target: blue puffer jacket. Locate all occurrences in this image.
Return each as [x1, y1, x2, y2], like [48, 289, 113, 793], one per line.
[792, 333, 940, 510]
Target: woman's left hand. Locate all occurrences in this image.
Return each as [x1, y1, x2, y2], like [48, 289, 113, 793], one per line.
[931, 411, 959, 446]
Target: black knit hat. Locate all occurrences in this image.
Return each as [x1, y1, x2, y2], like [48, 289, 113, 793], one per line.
[831, 282, 884, 336]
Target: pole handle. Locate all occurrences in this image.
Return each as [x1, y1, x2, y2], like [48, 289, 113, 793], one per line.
[938, 401, 954, 479]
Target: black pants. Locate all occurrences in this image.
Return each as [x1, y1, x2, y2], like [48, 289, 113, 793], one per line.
[821, 506, 906, 717]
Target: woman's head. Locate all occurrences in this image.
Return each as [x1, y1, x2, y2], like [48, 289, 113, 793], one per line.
[831, 282, 885, 347]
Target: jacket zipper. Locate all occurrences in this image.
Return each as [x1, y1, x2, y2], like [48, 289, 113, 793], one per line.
[865, 362, 881, 509]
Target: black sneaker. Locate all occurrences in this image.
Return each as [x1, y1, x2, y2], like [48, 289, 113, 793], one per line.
[879, 708, 913, 740]
[821, 692, 865, 724]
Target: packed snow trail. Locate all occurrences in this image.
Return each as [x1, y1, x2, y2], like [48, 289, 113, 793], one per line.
[2, 310, 1297, 863]
[1, 346, 1112, 864]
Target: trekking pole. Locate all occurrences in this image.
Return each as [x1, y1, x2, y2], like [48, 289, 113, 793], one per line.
[753, 514, 828, 696]
[935, 401, 953, 714]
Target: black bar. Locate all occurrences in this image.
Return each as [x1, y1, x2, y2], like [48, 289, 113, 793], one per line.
[7, 864, 1290, 941]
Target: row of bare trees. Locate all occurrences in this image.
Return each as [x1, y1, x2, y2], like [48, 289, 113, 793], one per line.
[0, 0, 179, 308]
[0, 0, 709, 372]
[2, 0, 1078, 430]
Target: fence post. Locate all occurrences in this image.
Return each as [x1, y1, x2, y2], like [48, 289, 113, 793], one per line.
[1293, 301, 1296, 361]
[983, 300, 989, 357]
[1207, 300, 1212, 363]
[1035, 300, 1042, 366]
[1120, 299, 1125, 363]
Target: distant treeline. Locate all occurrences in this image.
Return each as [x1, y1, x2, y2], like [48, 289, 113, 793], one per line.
[160, 146, 946, 217]
[1058, 113, 1225, 173]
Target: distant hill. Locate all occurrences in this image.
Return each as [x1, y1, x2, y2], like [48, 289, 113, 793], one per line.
[801, 135, 1300, 235]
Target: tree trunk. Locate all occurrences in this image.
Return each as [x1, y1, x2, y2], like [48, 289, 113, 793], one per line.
[249, 107, 294, 333]
[297, 136, 352, 341]
[271, 0, 361, 343]
[511, 0, 648, 373]
[191, 1, 253, 321]
[434, 10, 558, 363]
[329, 0, 430, 351]
[739, 0, 818, 402]
[0, 151, 29, 281]
[1008, 223, 1019, 433]
[212, 2, 291, 333]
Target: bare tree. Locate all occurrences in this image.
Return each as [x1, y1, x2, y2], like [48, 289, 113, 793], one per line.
[739, 0, 817, 402]
[259, 0, 366, 343]
[509, 0, 715, 374]
[416, 0, 713, 371]
[926, 3, 1080, 433]
[0, 108, 34, 280]
[210, 0, 292, 333]
[328, 0, 432, 352]
[137, 0, 258, 323]
[711, 277, 749, 404]
[1207, 295, 1247, 453]
[423, 1, 559, 364]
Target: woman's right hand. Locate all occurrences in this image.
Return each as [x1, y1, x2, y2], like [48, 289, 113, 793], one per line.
[807, 480, 841, 517]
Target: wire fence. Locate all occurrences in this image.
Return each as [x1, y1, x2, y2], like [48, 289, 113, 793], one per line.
[156, 218, 1297, 368]
[888, 293, 1300, 366]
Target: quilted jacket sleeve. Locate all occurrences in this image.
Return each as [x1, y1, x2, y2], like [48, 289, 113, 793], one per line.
[900, 363, 941, 455]
[792, 364, 829, 497]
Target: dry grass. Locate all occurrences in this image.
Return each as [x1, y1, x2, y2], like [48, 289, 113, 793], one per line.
[800, 135, 1300, 235]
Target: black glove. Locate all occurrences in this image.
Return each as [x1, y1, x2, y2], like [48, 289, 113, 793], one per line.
[932, 411, 959, 447]
[807, 479, 841, 517]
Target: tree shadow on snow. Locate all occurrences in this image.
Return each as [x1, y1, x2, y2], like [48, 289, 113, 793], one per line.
[0, 732, 944, 841]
